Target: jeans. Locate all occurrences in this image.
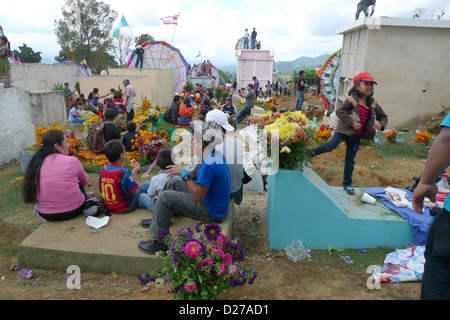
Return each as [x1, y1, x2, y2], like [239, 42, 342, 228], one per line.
[295, 90, 304, 111]
[236, 104, 253, 123]
[125, 181, 151, 213]
[251, 38, 256, 49]
[311, 132, 361, 187]
[147, 189, 214, 239]
[355, 4, 369, 19]
[138, 194, 157, 212]
[244, 37, 249, 49]
[135, 54, 143, 68]
[421, 208, 450, 300]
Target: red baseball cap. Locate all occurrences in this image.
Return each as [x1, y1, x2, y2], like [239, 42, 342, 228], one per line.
[353, 72, 377, 85]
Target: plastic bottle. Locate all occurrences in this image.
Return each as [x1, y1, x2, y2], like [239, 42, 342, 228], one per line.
[86, 183, 95, 200]
[436, 173, 450, 208]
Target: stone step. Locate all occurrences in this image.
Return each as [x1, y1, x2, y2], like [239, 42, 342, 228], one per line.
[18, 200, 234, 276]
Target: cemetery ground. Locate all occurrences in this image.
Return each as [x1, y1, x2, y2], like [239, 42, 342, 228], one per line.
[0, 94, 447, 300]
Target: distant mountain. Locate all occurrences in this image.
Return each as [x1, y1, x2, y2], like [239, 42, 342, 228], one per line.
[216, 53, 331, 75]
[275, 54, 331, 72]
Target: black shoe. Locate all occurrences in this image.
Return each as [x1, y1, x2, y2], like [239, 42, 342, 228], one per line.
[343, 186, 355, 195]
[140, 219, 152, 228]
[138, 240, 168, 254]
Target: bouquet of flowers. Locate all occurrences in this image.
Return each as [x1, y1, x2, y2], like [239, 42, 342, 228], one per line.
[264, 111, 315, 171]
[385, 128, 397, 143]
[315, 124, 333, 144]
[132, 130, 169, 163]
[414, 131, 432, 145]
[136, 99, 160, 123]
[138, 223, 257, 300]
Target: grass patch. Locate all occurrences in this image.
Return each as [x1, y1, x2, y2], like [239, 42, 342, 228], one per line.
[374, 132, 432, 159]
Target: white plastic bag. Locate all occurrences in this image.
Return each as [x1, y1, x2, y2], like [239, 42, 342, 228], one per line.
[285, 240, 311, 262]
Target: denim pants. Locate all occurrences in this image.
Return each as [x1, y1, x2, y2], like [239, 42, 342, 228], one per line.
[421, 208, 450, 300]
[138, 194, 157, 212]
[147, 189, 214, 239]
[295, 90, 304, 111]
[236, 104, 253, 123]
[244, 37, 249, 49]
[311, 132, 361, 187]
[251, 38, 256, 49]
[355, 4, 369, 19]
[125, 181, 151, 213]
[135, 54, 143, 68]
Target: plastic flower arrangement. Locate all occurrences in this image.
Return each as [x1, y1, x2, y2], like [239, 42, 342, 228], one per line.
[414, 131, 432, 145]
[138, 223, 257, 300]
[264, 111, 315, 171]
[385, 128, 397, 143]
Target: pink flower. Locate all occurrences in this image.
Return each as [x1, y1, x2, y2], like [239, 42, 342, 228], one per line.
[185, 241, 201, 259]
[184, 283, 197, 292]
[217, 262, 226, 276]
[228, 265, 238, 274]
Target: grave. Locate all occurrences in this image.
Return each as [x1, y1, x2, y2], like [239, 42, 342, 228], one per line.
[266, 168, 415, 250]
[18, 199, 234, 276]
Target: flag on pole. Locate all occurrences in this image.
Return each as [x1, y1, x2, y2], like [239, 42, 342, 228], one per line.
[161, 13, 180, 25]
[112, 28, 120, 40]
[195, 51, 201, 58]
[120, 15, 129, 27]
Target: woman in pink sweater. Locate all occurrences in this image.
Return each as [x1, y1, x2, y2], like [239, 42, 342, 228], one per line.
[23, 130, 89, 221]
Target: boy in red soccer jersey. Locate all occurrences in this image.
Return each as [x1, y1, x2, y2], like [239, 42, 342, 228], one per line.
[99, 140, 151, 213]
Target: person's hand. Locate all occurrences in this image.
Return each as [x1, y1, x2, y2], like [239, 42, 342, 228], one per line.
[131, 163, 140, 175]
[166, 164, 185, 179]
[352, 121, 361, 131]
[372, 124, 382, 131]
[411, 183, 438, 214]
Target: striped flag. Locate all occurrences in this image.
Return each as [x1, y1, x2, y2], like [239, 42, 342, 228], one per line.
[161, 13, 180, 25]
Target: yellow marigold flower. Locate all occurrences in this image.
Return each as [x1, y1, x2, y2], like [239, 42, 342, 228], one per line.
[281, 146, 291, 153]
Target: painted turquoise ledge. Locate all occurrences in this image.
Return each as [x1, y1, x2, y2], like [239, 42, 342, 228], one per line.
[266, 168, 415, 250]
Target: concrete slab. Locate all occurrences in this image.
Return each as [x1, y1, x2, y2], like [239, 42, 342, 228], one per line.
[18, 200, 234, 276]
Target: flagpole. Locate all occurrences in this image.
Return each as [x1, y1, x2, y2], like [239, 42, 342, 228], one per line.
[158, 12, 180, 69]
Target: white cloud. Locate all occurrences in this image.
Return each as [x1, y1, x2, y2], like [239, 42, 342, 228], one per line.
[2, 0, 448, 65]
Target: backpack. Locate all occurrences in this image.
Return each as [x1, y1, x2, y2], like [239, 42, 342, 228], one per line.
[86, 120, 107, 154]
[82, 197, 111, 217]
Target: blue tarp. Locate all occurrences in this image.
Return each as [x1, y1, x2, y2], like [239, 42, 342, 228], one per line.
[363, 187, 435, 246]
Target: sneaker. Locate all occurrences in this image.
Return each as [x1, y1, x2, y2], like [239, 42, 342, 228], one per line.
[140, 219, 152, 228]
[343, 186, 355, 195]
[138, 240, 168, 254]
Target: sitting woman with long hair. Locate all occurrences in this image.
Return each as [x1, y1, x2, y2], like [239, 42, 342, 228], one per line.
[177, 97, 195, 126]
[23, 130, 90, 221]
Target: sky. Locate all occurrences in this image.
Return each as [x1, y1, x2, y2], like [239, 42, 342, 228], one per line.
[1, 0, 448, 66]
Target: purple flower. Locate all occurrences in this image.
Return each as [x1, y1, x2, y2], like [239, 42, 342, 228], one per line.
[195, 222, 204, 232]
[157, 230, 171, 245]
[177, 228, 193, 239]
[204, 223, 221, 241]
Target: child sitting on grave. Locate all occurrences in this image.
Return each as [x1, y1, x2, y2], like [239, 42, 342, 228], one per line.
[121, 121, 140, 152]
[100, 140, 152, 213]
[139, 149, 175, 225]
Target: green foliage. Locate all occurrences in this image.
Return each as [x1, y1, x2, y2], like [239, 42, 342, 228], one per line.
[54, 0, 119, 73]
[134, 34, 155, 46]
[292, 69, 317, 86]
[213, 87, 230, 103]
[13, 44, 42, 63]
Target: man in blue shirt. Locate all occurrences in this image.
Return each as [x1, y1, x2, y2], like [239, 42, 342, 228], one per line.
[138, 120, 231, 254]
[412, 112, 450, 299]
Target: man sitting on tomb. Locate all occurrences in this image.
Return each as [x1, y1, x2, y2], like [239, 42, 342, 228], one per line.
[138, 121, 231, 254]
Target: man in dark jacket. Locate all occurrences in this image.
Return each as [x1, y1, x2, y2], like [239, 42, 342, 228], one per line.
[163, 95, 182, 125]
[103, 109, 121, 143]
[356, 0, 376, 20]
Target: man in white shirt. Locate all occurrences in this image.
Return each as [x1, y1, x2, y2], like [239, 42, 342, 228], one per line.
[123, 79, 136, 121]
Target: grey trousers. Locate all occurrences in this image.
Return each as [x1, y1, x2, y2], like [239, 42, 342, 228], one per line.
[147, 177, 214, 239]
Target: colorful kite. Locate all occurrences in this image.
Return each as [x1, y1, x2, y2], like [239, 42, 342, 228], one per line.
[126, 41, 188, 93]
[317, 49, 341, 109]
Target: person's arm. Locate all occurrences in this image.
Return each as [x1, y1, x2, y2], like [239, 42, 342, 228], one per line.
[373, 104, 388, 131]
[129, 164, 141, 195]
[412, 127, 450, 213]
[166, 164, 209, 201]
